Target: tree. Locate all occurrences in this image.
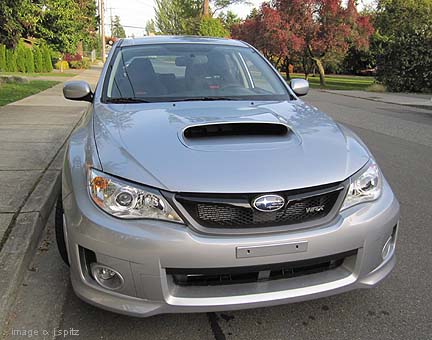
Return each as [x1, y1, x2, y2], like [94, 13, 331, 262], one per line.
[41, 45, 53, 72]
[275, 0, 374, 85]
[231, 4, 297, 79]
[198, 17, 229, 37]
[33, 46, 43, 73]
[154, 0, 246, 35]
[374, 0, 432, 92]
[0, 45, 6, 71]
[154, 0, 202, 35]
[112, 15, 126, 38]
[218, 10, 241, 30]
[27, 0, 98, 54]
[16, 42, 27, 72]
[5, 48, 17, 72]
[25, 47, 35, 73]
[234, 0, 374, 85]
[0, 1, 25, 48]
[145, 19, 157, 36]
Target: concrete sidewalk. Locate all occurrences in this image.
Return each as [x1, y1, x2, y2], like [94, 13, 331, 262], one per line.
[323, 90, 432, 110]
[0, 66, 101, 331]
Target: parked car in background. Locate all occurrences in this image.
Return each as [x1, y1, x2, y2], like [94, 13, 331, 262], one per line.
[58, 36, 399, 317]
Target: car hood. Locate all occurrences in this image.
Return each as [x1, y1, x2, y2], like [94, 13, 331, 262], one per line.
[93, 100, 369, 193]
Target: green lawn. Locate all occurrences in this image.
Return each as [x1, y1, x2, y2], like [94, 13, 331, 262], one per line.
[0, 71, 77, 78]
[290, 73, 375, 91]
[0, 80, 60, 106]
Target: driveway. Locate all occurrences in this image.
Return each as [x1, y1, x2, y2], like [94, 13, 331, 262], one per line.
[3, 90, 431, 340]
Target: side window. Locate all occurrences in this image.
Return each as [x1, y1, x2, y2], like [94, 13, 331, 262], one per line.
[243, 56, 274, 92]
[225, 53, 247, 87]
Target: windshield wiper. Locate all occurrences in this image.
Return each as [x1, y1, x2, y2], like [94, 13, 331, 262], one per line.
[167, 97, 237, 102]
[106, 97, 152, 103]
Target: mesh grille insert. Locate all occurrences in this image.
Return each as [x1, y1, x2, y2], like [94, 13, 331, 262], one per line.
[176, 185, 343, 229]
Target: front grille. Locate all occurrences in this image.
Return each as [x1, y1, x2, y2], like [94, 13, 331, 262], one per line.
[176, 184, 343, 229]
[167, 250, 356, 287]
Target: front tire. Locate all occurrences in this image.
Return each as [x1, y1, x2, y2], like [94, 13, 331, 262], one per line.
[55, 194, 70, 266]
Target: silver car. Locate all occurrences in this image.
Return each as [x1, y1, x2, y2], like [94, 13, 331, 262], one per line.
[58, 36, 399, 317]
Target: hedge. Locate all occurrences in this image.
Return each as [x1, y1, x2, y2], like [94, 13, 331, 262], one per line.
[41, 46, 53, 72]
[25, 48, 35, 73]
[33, 46, 43, 73]
[5, 49, 17, 72]
[0, 43, 55, 74]
[16, 43, 26, 73]
[0, 45, 6, 71]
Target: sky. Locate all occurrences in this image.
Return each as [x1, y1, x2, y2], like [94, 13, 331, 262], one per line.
[104, 0, 375, 38]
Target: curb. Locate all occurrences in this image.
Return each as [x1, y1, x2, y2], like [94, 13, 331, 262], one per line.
[321, 90, 432, 112]
[0, 171, 61, 333]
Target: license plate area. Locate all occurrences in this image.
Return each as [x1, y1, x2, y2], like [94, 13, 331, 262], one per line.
[236, 241, 308, 258]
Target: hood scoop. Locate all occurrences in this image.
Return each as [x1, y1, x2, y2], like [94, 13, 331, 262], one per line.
[180, 122, 300, 151]
[184, 122, 289, 139]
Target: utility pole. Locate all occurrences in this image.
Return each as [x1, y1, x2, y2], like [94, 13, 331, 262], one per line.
[100, 0, 106, 62]
[110, 7, 113, 37]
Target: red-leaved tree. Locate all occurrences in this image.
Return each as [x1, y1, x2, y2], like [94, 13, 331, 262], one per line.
[233, 0, 374, 85]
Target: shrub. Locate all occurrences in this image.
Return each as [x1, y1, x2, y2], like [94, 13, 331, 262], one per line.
[69, 57, 90, 69]
[41, 46, 53, 72]
[5, 49, 17, 72]
[25, 48, 35, 73]
[33, 46, 43, 73]
[16, 43, 26, 73]
[64, 53, 83, 62]
[54, 60, 69, 71]
[0, 45, 6, 71]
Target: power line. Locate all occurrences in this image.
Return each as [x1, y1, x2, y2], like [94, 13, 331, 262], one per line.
[104, 24, 147, 29]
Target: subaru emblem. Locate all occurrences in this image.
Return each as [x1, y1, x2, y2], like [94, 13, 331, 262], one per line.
[252, 195, 285, 212]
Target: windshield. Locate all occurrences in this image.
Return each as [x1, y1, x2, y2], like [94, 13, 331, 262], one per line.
[103, 43, 291, 103]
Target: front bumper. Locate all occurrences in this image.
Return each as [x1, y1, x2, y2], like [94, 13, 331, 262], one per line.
[63, 178, 399, 317]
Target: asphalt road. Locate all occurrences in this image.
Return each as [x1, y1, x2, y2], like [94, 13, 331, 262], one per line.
[3, 90, 432, 340]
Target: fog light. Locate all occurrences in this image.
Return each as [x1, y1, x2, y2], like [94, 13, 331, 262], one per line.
[90, 263, 124, 290]
[381, 236, 393, 260]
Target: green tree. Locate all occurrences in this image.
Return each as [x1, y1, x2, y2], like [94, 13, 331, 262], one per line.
[27, 0, 98, 54]
[198, 17, 229, 37]
[0, 45, 6, 71]
[0, 1, 25, 48]
[33, 46, 43, 73]
[112, 15, 126, 38]
[154, 0, 245, 35]
[145, 19, 157, 36]
[374, 0, 432, 92]
[41, 45, 53, 72]
[155, 0, 202, 35]
[5, 48, 17, 72]
[16, 42, 26, 72]
[25, 47, 35, 73]
[218, 10, 240, 31]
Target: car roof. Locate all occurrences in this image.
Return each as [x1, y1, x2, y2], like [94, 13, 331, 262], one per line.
[119, 35, 249, 48]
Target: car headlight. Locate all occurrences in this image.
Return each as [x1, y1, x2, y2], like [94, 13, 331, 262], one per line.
[88, 168, 183, 223]
[341, 160, 382, 211]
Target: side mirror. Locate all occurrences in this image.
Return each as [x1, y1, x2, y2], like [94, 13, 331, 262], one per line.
[290, 79, 309, 97]
[63, 81, 93, 102]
